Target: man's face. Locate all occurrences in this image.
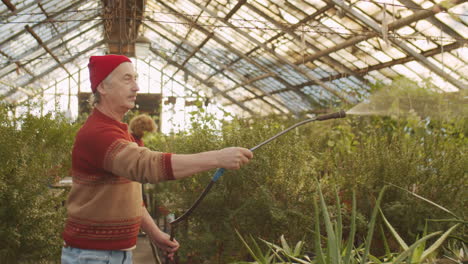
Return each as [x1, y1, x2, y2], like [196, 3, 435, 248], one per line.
[99, 62, 139, 110]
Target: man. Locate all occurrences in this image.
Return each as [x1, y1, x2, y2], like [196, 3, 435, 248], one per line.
[62, 55, 253, 263]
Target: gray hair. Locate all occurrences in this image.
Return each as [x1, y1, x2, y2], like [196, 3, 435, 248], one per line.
[91, 92, 101, 105]
[91, 71, 114, 105]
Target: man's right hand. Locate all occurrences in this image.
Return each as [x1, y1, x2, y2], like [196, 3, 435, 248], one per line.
[171, 147, 254, 179]
[216, 147, 253, 170]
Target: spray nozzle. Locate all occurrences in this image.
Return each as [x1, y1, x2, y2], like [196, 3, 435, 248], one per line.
[315, 110, 346, 121]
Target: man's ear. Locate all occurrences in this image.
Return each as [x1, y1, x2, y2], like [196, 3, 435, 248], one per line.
[97, 82, 106, 95]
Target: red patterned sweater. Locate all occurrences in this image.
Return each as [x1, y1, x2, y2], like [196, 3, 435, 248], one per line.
[62, 108, 174, 250]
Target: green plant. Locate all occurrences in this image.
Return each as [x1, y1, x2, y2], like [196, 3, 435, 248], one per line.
[233, 183, 465, 264]
[441, 239, 467, 263]
[378, 183, 466, 264]
[233, 229, 276, 264]
[143, 78, 466, 262]
[0, 105, 79, 263]
[232, 183, 386, 264]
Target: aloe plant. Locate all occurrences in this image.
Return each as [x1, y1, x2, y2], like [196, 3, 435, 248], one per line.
[379, 185, 464, 264]
[233, 183, 465, 264]
[442, 240, 467, 263]
[260, 235, 305, 261]
[233, 183, 387, 264]
[234, 229, 276, 264]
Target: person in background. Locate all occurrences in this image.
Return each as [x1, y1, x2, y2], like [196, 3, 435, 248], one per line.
[61, 54, 253, 264]
[129, 114, 157, 147]
[129, 114, 159, 237]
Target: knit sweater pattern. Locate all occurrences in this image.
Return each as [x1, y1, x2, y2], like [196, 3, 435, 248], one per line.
[62, 109, 174, 250]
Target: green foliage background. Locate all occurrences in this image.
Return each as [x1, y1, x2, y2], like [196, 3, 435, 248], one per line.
[0, 106, 78, 263]
[0, 78, 465, 263]
[144, 102, 466, 262]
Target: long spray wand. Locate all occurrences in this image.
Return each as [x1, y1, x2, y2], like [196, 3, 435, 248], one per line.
[168, 110, 346, 244]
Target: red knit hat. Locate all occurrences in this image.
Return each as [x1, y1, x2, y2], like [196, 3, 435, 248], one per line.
[88, 55, 132, 93]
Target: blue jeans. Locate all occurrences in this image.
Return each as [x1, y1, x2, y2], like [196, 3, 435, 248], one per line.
[61, 246, 132, 264]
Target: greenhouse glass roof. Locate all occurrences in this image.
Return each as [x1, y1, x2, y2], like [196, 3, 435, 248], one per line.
[0, 0, 466, 116]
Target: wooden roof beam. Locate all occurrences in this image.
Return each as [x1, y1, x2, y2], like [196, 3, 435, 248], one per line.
[297, 0, 464, 65]
[102, 0, 145, 56]
[0, 21, 101, 80]
[398, 0, 465, 40]
[37, 2, 75, 59]
[143, 21, 290, 114]
[0, 49, 35, 77]
[0, 1, 31, 19]
[328, 0, 467, 90]
[223, 0, 246, 21]
[222, 73, 275, 94]
[25, 25, 77, 84]
[241, 41, 462, 102]
[0, 0, 87, 47]
[150, 47, 255, 115]
[157, 0, 324, 107]
[187, 0, 351, 103]
[20, 40, 104, 89]
[2, 41, 104, 102]
[302, 41, 464, 86]
[245, 2, 368, 86]
[2, 0, 15, 12]
[153, 0, 322, 109]
[203, 4, 333, 84]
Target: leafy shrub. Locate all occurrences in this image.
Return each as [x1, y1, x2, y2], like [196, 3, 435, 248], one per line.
[0, 105, 78, 263]
[145, 96, 466, 262]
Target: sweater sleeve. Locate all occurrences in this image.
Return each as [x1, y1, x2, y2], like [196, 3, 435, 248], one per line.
[103, 139, 174, 183]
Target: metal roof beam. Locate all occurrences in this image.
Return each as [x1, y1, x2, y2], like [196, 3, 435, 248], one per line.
[304, 41, 464, 85]
[179, 33, 213, 69]
[222, 73, 275, 94]
[398, 0, 465, 40]
[241, 40, 462, 101]
[157, 0, 324, 107]
[165, 32, 214, 83]
[169, 0, 245, 73]
[187, 0, 351, 103]
[37, 2, 74, 59]
[245, 2, 368, 86]
[223, 0, 246, 21]
[25, 25, 77, 84]
[143, 21, 290, 114]
[0, 49, 35, 78]
[298, 0, 464, 65]
[0, 0, 88, 47]
[244, 4, 333, 57]
[0, 21, 101, 80]
[203, 4, 333, 84]
[153, 0, 321, 109]
[328, 0, 467, 90]
[164, 0, 245, 77]
[21, 40, 103, 87]
[160, 11, 204, 72]
[167, 33, 288, 114]
[1, 41, 104, 102]
[150, 47, 255, 115]
[1, 0, 15, 12]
